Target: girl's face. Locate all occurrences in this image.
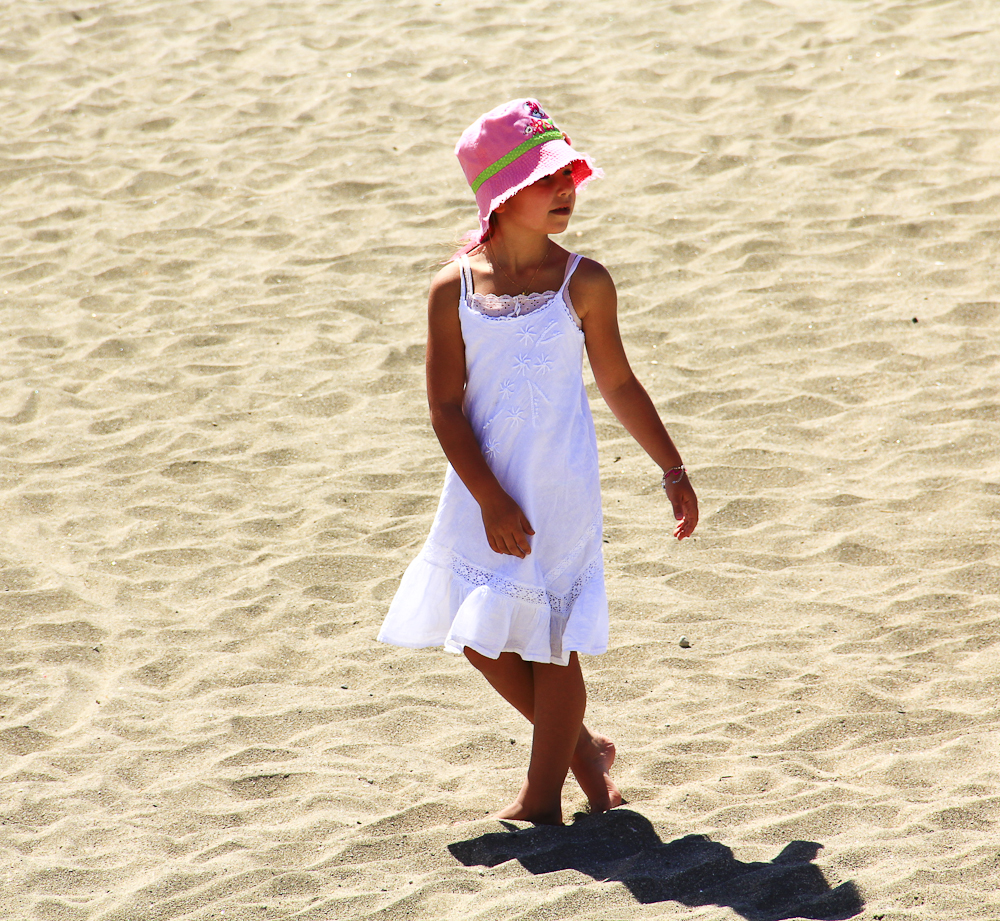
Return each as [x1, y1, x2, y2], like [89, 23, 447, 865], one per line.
[495, 166, 576, 235]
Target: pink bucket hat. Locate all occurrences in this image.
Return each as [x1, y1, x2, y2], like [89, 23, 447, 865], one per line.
[455, 98, 602, 247]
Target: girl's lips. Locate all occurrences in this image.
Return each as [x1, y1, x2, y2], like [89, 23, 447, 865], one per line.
[552, 206, 571, 215]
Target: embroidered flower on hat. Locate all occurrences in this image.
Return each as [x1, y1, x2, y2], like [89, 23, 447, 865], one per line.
[523, 100, 558, 137]
[525, 118, 557, 137]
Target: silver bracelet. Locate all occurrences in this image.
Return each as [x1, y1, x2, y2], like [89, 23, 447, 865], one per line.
[661, 466, 687, 490]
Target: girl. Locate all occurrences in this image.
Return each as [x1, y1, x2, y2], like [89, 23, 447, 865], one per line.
[378, 99, 698, 825]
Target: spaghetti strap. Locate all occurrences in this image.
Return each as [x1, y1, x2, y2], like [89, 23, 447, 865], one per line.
[459, 254, 474, 304]
[559, 253, 583, 292]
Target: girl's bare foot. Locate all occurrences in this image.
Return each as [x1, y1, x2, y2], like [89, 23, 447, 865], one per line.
[493, 784, 564, 825]
[571, 732, 622, 813]
[493, 800, 563, 825]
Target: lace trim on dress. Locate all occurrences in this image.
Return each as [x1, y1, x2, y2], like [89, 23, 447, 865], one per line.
[460, 252, 583, 327]
[423, 540, 603, 616]
[469, 290, 558, 319]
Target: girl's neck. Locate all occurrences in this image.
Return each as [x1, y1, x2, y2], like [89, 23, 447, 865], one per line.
[489, 227, 551, 273]
[488, 237, 551, 297]
[474, 232, 565, 299]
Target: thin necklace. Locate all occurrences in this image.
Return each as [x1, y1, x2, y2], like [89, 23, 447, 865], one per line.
[489, 238, 551, 296]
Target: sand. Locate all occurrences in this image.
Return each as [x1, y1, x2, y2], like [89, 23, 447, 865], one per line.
[2, 0, 999, 918]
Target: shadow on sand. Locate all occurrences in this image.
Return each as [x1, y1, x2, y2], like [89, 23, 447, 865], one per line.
[449, 809, 863, 921]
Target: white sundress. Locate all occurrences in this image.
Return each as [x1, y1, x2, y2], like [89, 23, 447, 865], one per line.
[377, 253, 608, 665]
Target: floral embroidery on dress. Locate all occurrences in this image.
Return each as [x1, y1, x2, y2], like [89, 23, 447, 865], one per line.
[533, 354, 555, 376]
[504, 404, 527, 430]
[516, 326, 536, 346]
[470, 296, 568, 448]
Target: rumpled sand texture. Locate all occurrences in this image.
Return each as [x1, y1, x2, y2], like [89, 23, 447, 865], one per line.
[2, 1, 998, 918]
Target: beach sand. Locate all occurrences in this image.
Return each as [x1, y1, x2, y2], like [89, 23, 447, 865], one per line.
[2, 0, 998, 918]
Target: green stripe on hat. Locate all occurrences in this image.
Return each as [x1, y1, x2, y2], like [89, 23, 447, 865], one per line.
[470, 129, 566, 193]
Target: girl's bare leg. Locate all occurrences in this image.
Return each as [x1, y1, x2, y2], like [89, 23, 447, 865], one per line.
[464, 648, 622, 819]
[495, 655, 585, 824]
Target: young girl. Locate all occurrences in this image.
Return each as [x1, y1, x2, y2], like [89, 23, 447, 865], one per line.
[378, 99, 698, 825]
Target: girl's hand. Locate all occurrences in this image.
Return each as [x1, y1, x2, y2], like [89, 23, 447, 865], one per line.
[665, 476, 699, 540]
[480, 492, 535, 558]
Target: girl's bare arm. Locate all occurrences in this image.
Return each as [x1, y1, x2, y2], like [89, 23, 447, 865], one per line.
[573, 259, 699, 540]
[425, 264, 534, 557]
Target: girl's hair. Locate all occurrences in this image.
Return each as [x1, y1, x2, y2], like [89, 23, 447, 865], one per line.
[441, 214, 494, 265]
